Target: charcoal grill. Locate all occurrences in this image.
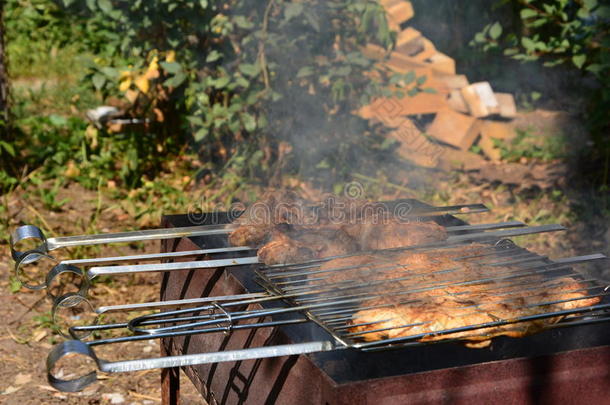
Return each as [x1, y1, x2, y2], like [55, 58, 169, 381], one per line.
[152, 199, 610, 405]
[14, 198, 609, 403]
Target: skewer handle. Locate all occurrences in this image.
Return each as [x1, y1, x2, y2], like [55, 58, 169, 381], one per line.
[47, 340, 335, 392]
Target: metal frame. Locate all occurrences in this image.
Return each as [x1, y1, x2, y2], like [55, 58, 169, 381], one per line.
[46, 236, 609, 392]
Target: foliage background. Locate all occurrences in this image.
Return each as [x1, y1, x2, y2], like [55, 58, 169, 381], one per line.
[0, 0, 607, 226]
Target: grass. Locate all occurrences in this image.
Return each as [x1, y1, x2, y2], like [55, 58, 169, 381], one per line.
[495, 127, 568, 163]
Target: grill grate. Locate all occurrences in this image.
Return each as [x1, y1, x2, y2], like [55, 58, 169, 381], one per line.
[34, 201, 610, 393]
[256, 239, 610, 350]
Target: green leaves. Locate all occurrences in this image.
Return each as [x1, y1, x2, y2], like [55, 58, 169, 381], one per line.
[238, 63, 260, 78]
[520, 8, 538, 19]
[164, 71, 187, 88]
[0, 140, 16, 157]
[241, 113, 257, 132]
[284, 3, 304, 22]
[296, 66, 314, 78]
[521, 37, 537, 51]
[206, 50, 222, 63]
[160, 61, 187, 87]
[92, 73, 106, 90]
[160, 61, 182, 74]
[97, 0, 113, 14]
[572, 54, 586, 69]
[489, 22, 502, 40]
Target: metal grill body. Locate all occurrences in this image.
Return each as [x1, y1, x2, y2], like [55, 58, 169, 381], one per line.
[158, 201, 610, 405]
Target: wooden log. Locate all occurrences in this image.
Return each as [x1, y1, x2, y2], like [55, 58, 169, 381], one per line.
[478, 134, 502, 161]
[358, 90, 448, 121]
[385, 52, 429, 72]
[380, 0, 404, 7]
[387, 119, 443, 168]
[426, 108, 482, 150]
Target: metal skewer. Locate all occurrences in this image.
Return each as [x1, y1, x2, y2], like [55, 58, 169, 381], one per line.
[10, 204, 492, 263]
[47, 338, 336, 392]
[37, 223, 551, 299]
[15, 246, 255, 291]
[13, 220, 524, 292]
[10, 223, 238, 263]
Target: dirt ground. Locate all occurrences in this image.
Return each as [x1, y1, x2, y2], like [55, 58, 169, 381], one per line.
[0, 186, 206, 404]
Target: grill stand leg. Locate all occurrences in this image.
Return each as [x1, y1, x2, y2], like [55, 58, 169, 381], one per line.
[161, 339, 180, 405]
[160, 236, 180, 405]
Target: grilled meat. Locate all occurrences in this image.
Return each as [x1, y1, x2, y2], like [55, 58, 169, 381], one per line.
[257, 230, 315, 265]
[229, 190, 313, 247]
[257, 226, 358, 265]
[228, 191, 448, 264]
[342, 220, 447, 250]
[342, 245, 600, 348]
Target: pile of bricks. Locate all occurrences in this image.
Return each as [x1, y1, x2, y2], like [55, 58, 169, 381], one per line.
[358, 0, 518, 168]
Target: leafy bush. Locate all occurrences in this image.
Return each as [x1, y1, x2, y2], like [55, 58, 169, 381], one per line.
[58, 0, 424, 184]
[2, 0, 428, 194]
[472, 0, 610, 184]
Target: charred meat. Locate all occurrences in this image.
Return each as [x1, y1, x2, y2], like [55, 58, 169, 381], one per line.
[229, 191, 448, 264]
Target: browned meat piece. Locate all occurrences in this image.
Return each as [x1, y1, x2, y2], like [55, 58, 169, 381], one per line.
[343, 220, 448, 250]
[344, 246, 600, 348]
[295, 228, 358, 258]
[315, 244, 488, 288]
[258, 227, 358, 265]
[228, 225, 269, 247]
[230, 190, 316, 247]
[257, 230, 315, 265]
[229, 191, 448, 265]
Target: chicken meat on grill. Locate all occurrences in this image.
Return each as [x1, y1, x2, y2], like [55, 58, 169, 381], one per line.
[228, 191, 448, 264]
[327, 245, 603, 348]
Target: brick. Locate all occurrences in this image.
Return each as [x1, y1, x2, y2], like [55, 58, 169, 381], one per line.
[413, 38, 437, 62]
[460, 82, 499, 118]
[426, 108, 482, 150]
[447, 90, 469, 114]
[480, 120, 515, 141]
[380, 0, 403, 7]
[495, 92, 517, 118]
[358, 90, 448, 122]
[395, 27, 423, 56]
[388, 120, 446, 168]
[478, 134, 502, 161]
[427, 52, 456, 75]
[387, 1, 414, 25]
[435, 74, 468, 90]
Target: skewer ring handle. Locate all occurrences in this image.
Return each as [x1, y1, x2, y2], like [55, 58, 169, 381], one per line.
[10, 225, 48, 262]
[46, 264, 90, 300]
[52, 292, 98, 339]
[47, 340, 100, 392]
[14, 249, 57, 290]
